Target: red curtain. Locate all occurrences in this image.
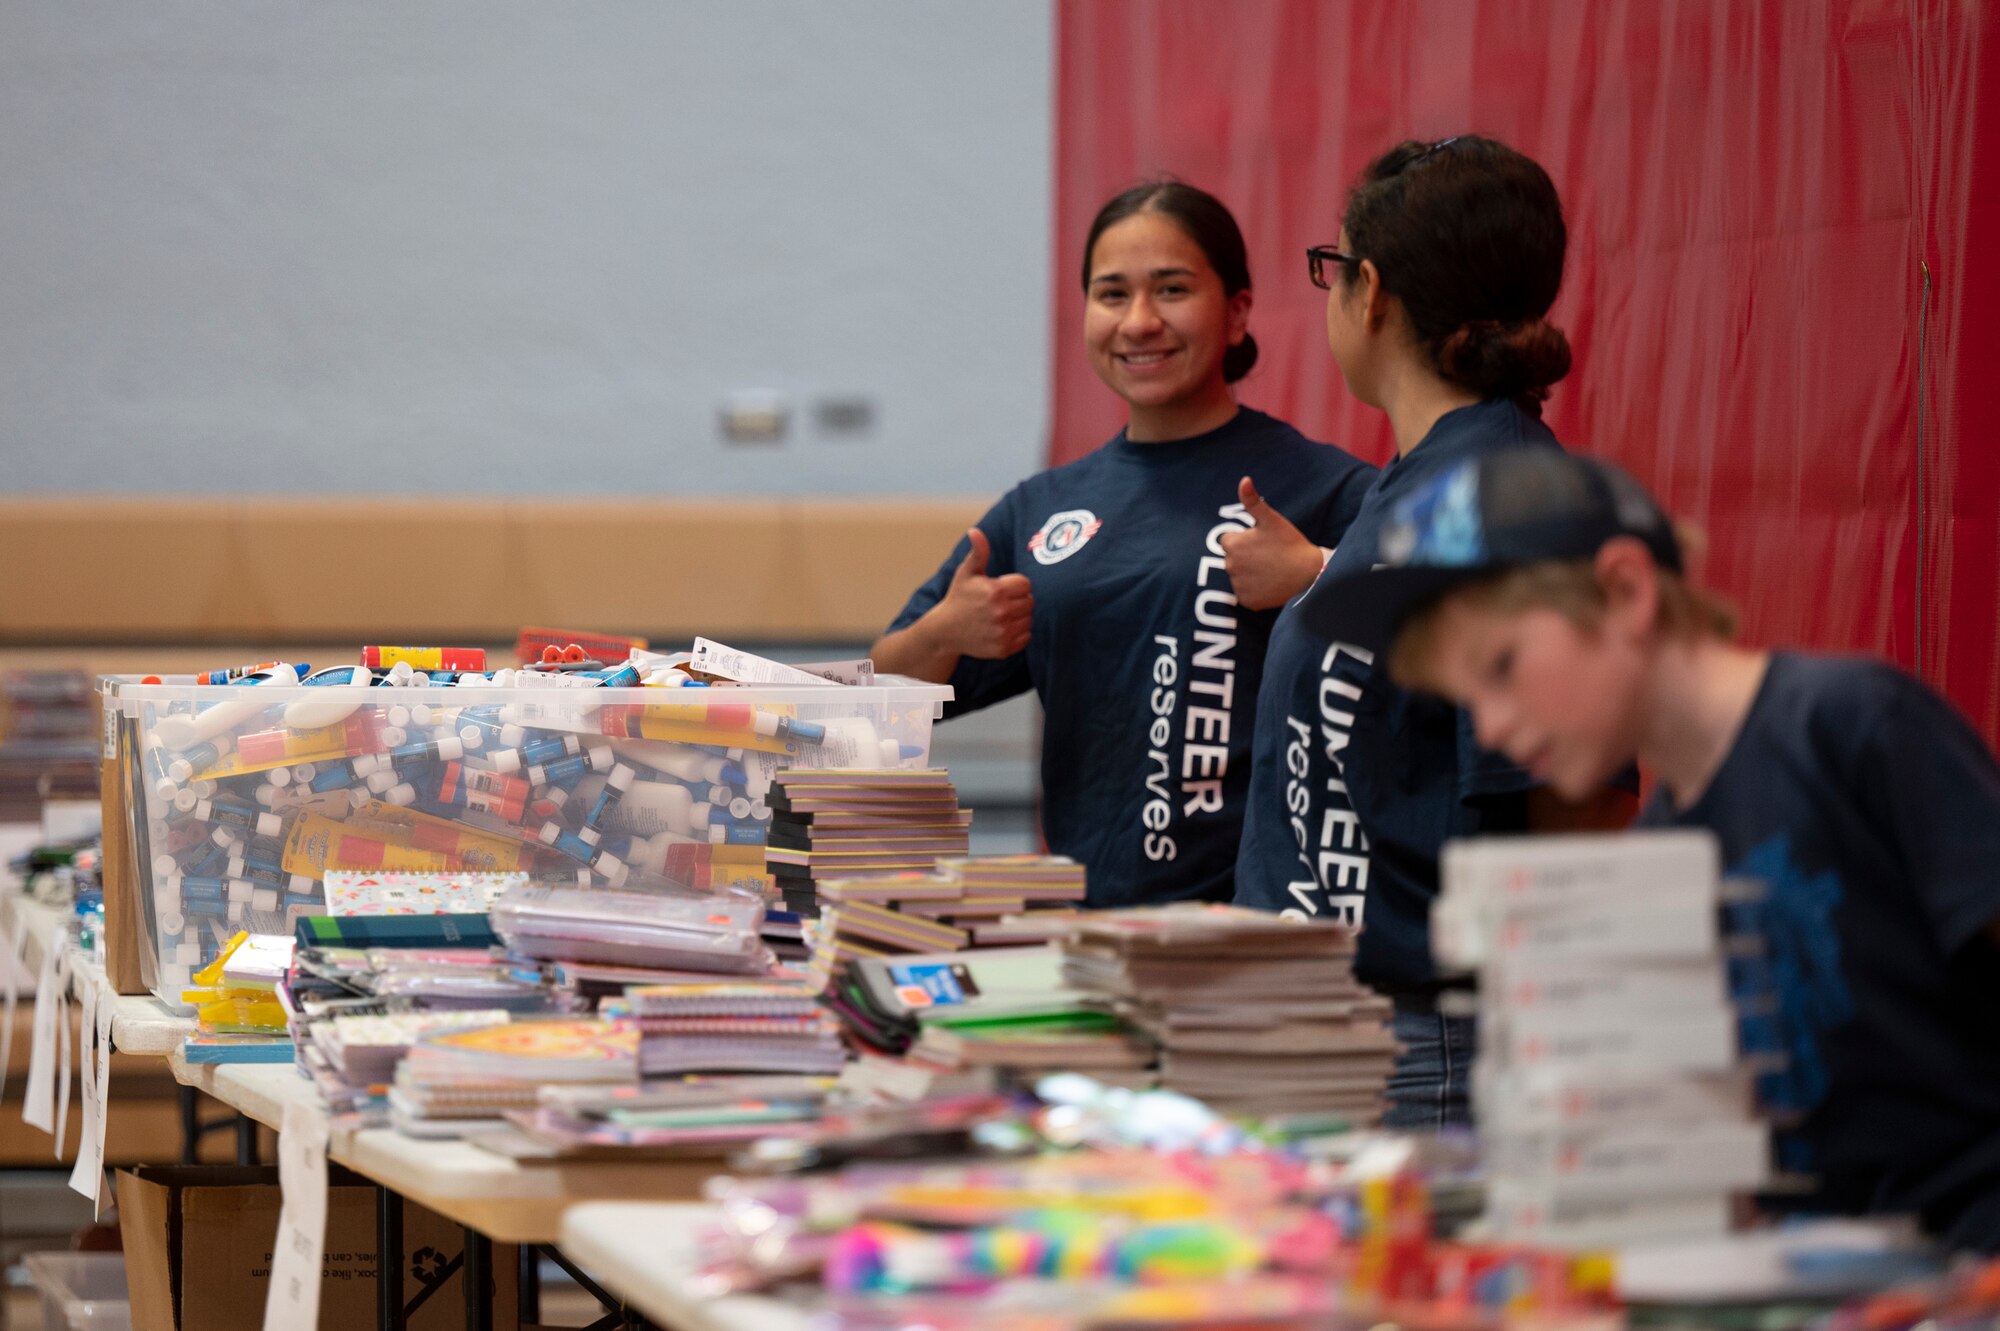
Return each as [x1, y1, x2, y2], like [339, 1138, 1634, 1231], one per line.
[1052, 1, 1999, 741]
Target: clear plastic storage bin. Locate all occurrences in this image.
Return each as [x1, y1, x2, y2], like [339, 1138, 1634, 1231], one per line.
[105, 675, 951, 1006]
[21, 1252, 132, 1331]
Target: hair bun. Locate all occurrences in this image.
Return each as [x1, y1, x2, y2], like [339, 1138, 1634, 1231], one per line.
[1437, 319, 1572, 402]
[1222, 332, 1260, 384]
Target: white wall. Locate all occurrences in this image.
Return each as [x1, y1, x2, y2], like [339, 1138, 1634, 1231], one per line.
[0, 3, 1051, 496]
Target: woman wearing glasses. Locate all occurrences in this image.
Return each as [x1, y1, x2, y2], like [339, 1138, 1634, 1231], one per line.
[1234, 136, 1630, 1128]
[873, 181, 1374, 908]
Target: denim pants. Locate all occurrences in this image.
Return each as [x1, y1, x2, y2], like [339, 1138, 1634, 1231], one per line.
[1382, 1006, 1479, 1131]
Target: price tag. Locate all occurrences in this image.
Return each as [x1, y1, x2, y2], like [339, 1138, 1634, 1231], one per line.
[263, 1099, 330, 1331]
[0, 921, 26, 1100]
[91, 990, 114, 1215]
[53, 948, 72, 1155]
[22, 928, 63, 1133]
[66, 973, 100, 1199]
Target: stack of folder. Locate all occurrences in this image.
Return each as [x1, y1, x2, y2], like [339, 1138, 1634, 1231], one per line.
[1055, 904, 1395, 1121]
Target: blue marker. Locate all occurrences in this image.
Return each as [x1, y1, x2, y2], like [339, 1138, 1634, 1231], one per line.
[489, 734, 581, 774]
[301, 665, 368, 686]
[528, 748, 612, 791]
[180, 876, 229, 906]
[586, 663, 642, 689]
[455, 706, 508, 750]
[312, 766, 358, 794]
[195, 799, 283, 839]
[581, 764, 636, 835]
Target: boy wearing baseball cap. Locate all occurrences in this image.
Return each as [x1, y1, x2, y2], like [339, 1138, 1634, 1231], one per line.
[1308, 447, 2000, 1252]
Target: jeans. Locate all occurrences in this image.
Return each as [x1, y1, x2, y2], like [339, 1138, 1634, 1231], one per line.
[1381, 1006, 1479, 1131]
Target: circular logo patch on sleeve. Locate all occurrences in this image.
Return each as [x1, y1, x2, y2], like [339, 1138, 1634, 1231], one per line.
[1027, 509, 1102, 565]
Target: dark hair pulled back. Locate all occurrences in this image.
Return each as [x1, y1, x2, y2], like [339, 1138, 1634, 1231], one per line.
[1083, 180, 1259, 383]
[1341, 136, 1571, 407]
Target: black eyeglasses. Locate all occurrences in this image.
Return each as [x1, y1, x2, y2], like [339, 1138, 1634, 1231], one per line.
[1306, 245, 1358, 290]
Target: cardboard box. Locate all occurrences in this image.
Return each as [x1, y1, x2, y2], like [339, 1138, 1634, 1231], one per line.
[117, 1165, 516, 1331]
[102, 740, 151, 995]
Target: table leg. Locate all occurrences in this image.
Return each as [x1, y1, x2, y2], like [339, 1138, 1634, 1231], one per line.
[177, 1085, 199, 1164]
[234, 1113, 258, 1165]
[463, 1225, 493, 1331]
[518, 1244, 540, 1326]
[538, 1244, 657, 1331]
[377, 1185, 404, 1331]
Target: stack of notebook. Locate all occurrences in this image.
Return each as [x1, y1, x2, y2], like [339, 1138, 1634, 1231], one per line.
[504, 1076, 839, 1158]
[1054, 904, 1395, 1121]
[765, 770, 971, 914]
[601, 980, 847, 1077]
[390, 1017, 640, 1136]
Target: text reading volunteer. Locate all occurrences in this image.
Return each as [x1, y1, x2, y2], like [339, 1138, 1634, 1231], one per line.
[1235, 136, 1630, 1128]
[1320, 448, 2000, 1255]
[873, 182, 1374, 907]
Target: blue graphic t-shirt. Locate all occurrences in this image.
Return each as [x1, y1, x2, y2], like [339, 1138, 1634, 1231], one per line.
[1235, 398, 1556, 993]
[1639, 653, 2000, 1252]
[888, 408, 1374, 908]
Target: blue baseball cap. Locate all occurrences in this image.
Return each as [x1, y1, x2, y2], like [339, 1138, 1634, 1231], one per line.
[1301, 448, 1683, 654]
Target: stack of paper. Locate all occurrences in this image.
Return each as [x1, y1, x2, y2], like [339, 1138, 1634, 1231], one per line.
[765, 770, 971, 913]
[391, 1017, 639, 1136]
[1054, 904, 1394, 1120]
[602, 980, 846, 1077]
[490, 883, 772, 974]
[1438, 831, 1771, 1248]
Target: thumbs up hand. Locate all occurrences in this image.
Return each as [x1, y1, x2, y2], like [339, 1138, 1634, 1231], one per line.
[1219, 477, 1326, 610]
[935, 528, 1035, 658]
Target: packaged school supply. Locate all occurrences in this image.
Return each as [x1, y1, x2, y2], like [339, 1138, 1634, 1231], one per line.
[1439, 831, 1774, 1247]
[323, 869, 527, 915]
[490, 882, 770, 972]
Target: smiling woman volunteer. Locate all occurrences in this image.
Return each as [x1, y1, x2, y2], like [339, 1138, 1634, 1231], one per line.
[872, 181, 1375, 907]
[1234, 136, 1632, 1128]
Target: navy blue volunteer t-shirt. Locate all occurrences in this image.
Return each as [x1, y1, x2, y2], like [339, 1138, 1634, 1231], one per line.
[888, 408, 1374, 907]
[1235, 398, 1555, 994]
[1639, 653, 2000, 1252]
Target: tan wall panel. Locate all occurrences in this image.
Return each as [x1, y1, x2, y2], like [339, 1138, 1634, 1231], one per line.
[0, 496, 990, 643]
[781, 501, 972, 639]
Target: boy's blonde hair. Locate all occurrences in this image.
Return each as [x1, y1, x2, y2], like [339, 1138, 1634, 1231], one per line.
[1388, 556, 1738, 694]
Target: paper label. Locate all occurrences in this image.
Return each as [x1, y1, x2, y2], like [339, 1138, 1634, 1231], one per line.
[264, 1099, 331, 1331]
[91, 991, 114, 1215]
[67, 974, 99, 1199]
[53, 948, 71, 1155]
[688, 638, 836, 686]
[792, 657, 875, 686]
[21, 928, 60, 1132]
[888, 961, 978, 1007]
[0, 922, 25, 1101]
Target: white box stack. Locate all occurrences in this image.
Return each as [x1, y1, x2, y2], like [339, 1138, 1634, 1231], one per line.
[1438, 831, 1770, 1249]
